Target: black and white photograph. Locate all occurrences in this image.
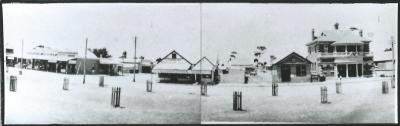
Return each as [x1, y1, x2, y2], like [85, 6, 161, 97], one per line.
[1, 2, 398, 124]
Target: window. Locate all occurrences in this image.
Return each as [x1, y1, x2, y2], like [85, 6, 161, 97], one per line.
[296, 65, 306, 76]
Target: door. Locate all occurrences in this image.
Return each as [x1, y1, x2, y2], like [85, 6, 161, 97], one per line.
[281, 65, 291, 82]
[348, 64, 357, 77]
[337, 64, 347, 77]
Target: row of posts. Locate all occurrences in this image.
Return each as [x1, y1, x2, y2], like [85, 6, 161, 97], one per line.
[8, 74, 396, 109]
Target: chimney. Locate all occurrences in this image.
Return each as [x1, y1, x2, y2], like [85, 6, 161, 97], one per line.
[359, 29, 363, 37]
[312, 29, 316, 40]
[334, 23, 339, 30]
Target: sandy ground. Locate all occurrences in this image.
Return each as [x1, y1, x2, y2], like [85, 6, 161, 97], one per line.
[3, 67, 397, 124]
[203, 69, 397, 123]
[4, 67, 200, 124]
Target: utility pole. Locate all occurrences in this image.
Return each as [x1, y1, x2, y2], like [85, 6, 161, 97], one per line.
[133, 36, 137, 82]
[20, 40, 24, 74]
[83, 38, 88, 84]
[391, 36, 395, 85]
[199, 3, 203, 84]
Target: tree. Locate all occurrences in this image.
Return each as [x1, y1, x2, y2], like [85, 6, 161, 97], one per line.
[92, 48, 112, 58]
[120, 51, 127, 59]
[156, 57, 162, 63]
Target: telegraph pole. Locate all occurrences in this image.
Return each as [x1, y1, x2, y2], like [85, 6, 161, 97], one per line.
[200, 3, 203, 84]
[133, 36, 137, 82]
[83, 38, 88, 84]
[20, 40, 24, 74]
[391, 36, 395, 85]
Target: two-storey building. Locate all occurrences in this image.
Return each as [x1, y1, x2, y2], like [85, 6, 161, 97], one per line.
[306, 23, 374, 78]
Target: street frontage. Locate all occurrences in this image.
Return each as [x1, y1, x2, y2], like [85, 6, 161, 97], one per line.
[4, 67, 396, 124]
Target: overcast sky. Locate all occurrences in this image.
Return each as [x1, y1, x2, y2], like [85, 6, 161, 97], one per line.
[3, 3, 398, 64]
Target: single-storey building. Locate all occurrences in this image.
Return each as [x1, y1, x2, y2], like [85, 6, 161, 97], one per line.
[272, 52, 312, 82]
[374, 51, 395, 77]
[152, 50, 195, 83]
[190, 57, 217, 83]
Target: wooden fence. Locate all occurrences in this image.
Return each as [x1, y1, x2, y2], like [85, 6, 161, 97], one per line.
[111, 87, 121, 107]
[233, 91, 242, 111]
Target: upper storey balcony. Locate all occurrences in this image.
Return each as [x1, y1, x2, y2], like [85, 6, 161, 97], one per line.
[319, 51, 373, 58]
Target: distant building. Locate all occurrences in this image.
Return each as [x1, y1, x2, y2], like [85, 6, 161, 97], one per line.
[26, 45, 78, 72]
[5, 47, 15, 67]
[152, 50, 194, 83]
[374, 51, 395, 77]
[121, 58, 154, 74]
[272, 52, 312, 82]
[306, 23, 374, 78]
[68, 48, 98, 74]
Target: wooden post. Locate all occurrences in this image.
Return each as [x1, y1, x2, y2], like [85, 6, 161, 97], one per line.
[335, 80, 341, 94]
[391, 77, 395, 88]
[233, 91, 237, 110]
[63, 77, 69, 90]
[238, 91, 242, 110]
[146, 80, 152, 92]
[10, 76, 17, 92]
[201, 82, 207, 96]
[272, 82, 278, 96]
[382, 81, 389, 94]
[321, 86, 328, 104]
[99, 76, 104, 87]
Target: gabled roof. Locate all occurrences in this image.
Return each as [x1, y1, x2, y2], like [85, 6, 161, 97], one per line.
[77, 49, 99, 59]
[99, 58, 122, 65]
[191, 57, 216, 71]
[152, 50, 193, 73]
[272, 52, 311, 66]
[306, 30, 371, 46]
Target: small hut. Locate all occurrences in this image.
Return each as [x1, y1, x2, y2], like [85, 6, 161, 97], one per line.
[272, 52, 312, 82]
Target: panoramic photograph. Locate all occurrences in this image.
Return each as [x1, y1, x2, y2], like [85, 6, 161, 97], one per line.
[2, 3, 398, 124]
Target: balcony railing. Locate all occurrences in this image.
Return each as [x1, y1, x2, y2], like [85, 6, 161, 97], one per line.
[319, 52, 373, 57]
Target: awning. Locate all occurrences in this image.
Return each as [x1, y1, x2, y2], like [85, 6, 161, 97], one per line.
[68, 60, 77, 64]
[189, 70, 213, 74]
[152, 69, 189, 74]
[48, 60, 57, 63]
[6, 56, 14, 60]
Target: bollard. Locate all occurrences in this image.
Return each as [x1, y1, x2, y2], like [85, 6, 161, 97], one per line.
[320, 86, 328, 104]
[19, 70, 22, 75]
[391, 77, 395, 88]
[99, 76, 104, 87]
[382, 81, 389, 94]
[10, 76, 17, 92]
[6, 67, 9, 73]
[272, 82, 278, 96]
[111, 87, 121, 107]
[233, 91, 242, 111]
[146, 80, 152, 92]
[63, 77, 69, 90]
[335, 80, 341, 94]
[201, 82, 207, 96]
